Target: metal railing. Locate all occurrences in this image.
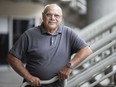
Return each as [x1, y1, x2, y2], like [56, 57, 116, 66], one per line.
[20, 76, 67, 87]
[68, 53, 116, 87]
[67, 11, 116, 87]
[79, 11, 116, 39]
[67, 40, 116, 87]
[78, 11, 116, 44]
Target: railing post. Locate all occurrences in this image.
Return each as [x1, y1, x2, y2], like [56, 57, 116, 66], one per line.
[110, 45, 116, 86]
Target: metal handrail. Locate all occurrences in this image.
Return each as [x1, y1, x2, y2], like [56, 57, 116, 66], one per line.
[20, 76, 67, 87]
[75, 40, 116, 69]
[20, 76, 58, 87]
[90, 31, 116, 52]
[68, 35, 116, 87]
[66, 11, 116, 87]
[68, 53, 116, 87]
[79, 11, 116, 42]
[89, 70, 116, 87]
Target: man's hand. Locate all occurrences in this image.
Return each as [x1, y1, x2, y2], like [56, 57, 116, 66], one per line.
[26, 75, 41, 86]
[6, 54, 41, 87]
[58, 66, 72, 80]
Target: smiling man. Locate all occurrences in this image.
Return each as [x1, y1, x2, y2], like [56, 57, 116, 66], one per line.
[6, 4, 92, 87]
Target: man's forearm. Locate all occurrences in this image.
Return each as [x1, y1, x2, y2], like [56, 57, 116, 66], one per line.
[70, 46, 92, 68]
[6, 54, 32, 80]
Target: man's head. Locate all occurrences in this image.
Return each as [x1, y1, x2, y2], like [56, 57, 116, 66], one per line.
[42, 4, 63, 33]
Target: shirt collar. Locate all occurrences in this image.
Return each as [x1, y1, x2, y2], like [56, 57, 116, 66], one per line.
[40, 23, 63, 35]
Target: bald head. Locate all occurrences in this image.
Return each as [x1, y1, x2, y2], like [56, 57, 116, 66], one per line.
[43, 4, 63, 15]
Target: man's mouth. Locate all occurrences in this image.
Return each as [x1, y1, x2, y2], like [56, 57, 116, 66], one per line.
[49, 22, 56, 24]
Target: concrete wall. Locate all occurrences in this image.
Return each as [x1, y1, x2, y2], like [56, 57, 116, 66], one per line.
[87, 0, 116, 24]
[0, 1, 44, 19]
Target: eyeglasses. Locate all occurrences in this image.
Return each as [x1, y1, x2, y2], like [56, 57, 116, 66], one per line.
[44, 13, 61, 19]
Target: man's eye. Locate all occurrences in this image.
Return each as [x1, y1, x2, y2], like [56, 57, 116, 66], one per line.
[55, 15, 60, 18]
[45, 13, 60, 18]
[46, 14, 52, 17]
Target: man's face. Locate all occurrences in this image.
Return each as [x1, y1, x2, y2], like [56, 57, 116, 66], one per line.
[42, 6, 62, 31]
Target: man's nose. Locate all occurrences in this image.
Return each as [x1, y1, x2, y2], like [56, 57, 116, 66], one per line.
[51, 15, 56, 19]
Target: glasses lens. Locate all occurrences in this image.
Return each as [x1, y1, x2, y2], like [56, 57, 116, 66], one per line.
[45, 13, 60, 18]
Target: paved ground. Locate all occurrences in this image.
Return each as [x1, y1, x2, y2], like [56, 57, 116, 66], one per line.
[0, 65, 23, 87]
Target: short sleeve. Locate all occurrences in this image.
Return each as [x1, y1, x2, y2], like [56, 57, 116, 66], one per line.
[9, 33, 28, 60]
[70, 30, 87, 54]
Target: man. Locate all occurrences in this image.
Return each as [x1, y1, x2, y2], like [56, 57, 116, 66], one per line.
[6, 4, 92, 87]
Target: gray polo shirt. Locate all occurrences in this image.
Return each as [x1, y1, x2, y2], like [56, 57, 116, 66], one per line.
[9, 23, 87, 80]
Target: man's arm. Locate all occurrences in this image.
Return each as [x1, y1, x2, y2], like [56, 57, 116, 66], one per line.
[6, 53, 41, 86]
[58, 46, 92, 80]
[70, 46, 92, 68]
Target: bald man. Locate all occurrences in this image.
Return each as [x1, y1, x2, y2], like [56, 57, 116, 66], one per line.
[6, 4, 92, 87]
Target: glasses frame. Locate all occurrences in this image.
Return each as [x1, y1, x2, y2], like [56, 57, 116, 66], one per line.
[43, 13, 61, 19]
